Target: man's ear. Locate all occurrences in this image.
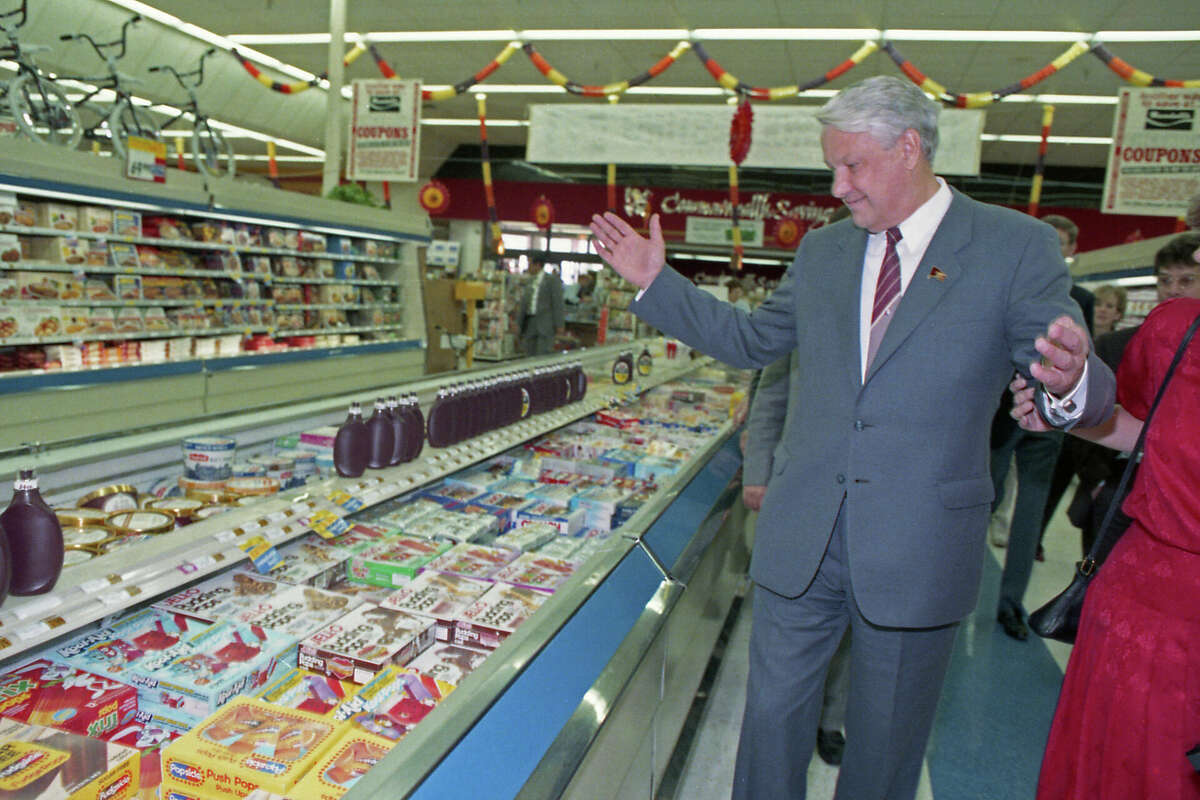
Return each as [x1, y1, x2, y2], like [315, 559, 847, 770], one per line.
[900, 128, 923, 169]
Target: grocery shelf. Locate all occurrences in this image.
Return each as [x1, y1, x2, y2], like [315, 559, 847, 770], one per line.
[0, 261, 397, 286]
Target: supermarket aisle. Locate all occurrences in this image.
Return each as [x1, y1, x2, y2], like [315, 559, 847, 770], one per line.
[664, 498, 1084, 800]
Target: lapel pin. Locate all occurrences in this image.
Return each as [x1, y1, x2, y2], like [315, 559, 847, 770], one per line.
[928, 267, 947, 282]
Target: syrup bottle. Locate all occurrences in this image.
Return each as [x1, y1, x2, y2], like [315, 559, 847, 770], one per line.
[2, 470, 64, 596]
[637, 346, 654, 377]
[0, 517, 10, 605]
[333, 402, 369, 478]
[366, 398, 395, 470]
[386, 396, 405, 466]
[406, 394, 426, 460]
[573, 360, 588, 402]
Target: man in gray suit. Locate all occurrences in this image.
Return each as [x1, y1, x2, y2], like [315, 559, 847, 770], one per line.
[590, 75, 1115, 800]
[518, 260, 565, 356]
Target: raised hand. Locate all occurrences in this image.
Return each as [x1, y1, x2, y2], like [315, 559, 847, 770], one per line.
[1030, 315, 1090, 397]
[589, 212, 666, 290]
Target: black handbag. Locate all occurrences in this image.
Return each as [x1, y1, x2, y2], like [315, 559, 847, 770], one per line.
[1029, 311, 1200, 644]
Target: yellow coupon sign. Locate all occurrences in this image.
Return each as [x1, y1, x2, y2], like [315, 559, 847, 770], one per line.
[125, 135, 166, 183]
[309, 508, 351, 539]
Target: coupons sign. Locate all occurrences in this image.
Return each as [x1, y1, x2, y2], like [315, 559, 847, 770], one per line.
[1102, 87, 1200, 217]
[125, 136, 166, 183]
[348, 79, 421, 182]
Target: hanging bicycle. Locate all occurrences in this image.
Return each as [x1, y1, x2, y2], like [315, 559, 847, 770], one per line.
[150, 48, 235, 179]
[0, 0, 81, 147]
[58, 14, 158, 161]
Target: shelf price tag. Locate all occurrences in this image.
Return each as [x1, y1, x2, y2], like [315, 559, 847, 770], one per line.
[308, 508, 350, 539]
[125, 136, 167, 183]
[326, 489, 364, 512]
[238, 535, 281, 574]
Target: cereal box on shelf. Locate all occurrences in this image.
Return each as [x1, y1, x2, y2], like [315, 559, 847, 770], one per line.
[256, 668, 362, 719]
[423, 543, 515, 582]
[337, 666, 454, 741]
[380, 571, 493, 642]
[160, 698, 339, 798]
[454, 583, 549, 650]
[0, 659, 138, 738]
[298, 604, 436, 685]
[345, 537, 450, 589]
[286, 728, 394, 800]
[0, 718, 141, 800]
[491, 552, 578, 594]
[405, 642, 490, 687]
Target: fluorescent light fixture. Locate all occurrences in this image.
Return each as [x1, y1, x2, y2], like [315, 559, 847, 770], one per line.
[981, 134, 1112, 144]
[998, 93, 1120, 105]
[1094, 30, 1200, 42]
[883, 29, 1088, 42]
[520, 28, 690, 41]
[421, 118, 527, 127]
[694, 28, 879, 41]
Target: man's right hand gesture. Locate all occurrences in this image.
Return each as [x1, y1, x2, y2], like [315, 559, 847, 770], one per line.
[589, 212, 666, 290]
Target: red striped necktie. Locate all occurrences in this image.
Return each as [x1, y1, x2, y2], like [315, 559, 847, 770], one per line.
[866, 226, 903, 373]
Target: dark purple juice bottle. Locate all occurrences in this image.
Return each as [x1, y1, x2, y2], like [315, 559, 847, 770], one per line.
[366, 398, 395, 470]
[3, 470, 63, 596]
[386, 396, 405, 466]
[406, 394, 426, 460]
[427, 389, 450, 449]
[333, 402, 369, 478]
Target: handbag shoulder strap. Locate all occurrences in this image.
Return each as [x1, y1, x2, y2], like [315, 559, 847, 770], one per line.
[1082, 310, 1200, 574]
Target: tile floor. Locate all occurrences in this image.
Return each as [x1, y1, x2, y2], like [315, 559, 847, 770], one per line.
[663, 484, 1086, 800]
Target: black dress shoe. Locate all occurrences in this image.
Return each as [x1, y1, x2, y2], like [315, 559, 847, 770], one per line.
[997, 607, 1029, 641]
[816, 729, 845, 766]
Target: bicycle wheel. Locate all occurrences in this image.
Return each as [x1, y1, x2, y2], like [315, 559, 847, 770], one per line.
[192, 121, 235, 179]
[8, 72, 81, 148]
[106, 101, 157, 161]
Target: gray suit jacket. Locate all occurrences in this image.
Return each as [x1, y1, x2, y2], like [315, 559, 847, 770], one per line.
[743, 354, 794, 487]
[519, 271, 565, 338]
[632, 188, 1115, 628]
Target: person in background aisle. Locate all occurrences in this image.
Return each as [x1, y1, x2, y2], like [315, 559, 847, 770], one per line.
[1091, 283, 1126, 337]
[1072, 232, 1200, 557]
[1035, 214, 1094, 559]
[518, 259, 564, 356]
[742, 353, 851, 767]
[1187, 190, 1200, 231]
[727, 282, 753, 313]
[1010, 297, 1200, 800]
[589, 75, 1115, 800]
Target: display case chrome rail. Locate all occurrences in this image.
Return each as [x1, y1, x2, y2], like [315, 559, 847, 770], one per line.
[347, 409, 740, 800]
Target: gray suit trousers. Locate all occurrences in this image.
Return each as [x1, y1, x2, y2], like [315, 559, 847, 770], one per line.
[732, 503, 959, 800]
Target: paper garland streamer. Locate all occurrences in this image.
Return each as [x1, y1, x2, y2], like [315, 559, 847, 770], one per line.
[691, 41, 878, 100]
[477, 95, 502, 253]
[881, 40, 1089, 108]
[606, 95, 619, 213]
[1089, 43, 1200, 89]
[1028, 104, 1054, 217]
[521, 41, 690, 97]
[233, 44, 366, 94]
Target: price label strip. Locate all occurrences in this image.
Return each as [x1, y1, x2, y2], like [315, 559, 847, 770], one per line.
[326, 489, 364, 513]
[238, 535, 282, 574]
[308, 508, 351, 539]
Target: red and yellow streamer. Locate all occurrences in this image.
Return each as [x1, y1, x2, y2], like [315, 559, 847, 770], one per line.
[477, 95, 502, 253]
[233, 43, 366, 94]
[691, 41, 877, 100]
[366, 42, 522, 101]
[1089, 43, 1200, 88]
[1028, 104, 1054, 217]
[521, 41, 690, 97]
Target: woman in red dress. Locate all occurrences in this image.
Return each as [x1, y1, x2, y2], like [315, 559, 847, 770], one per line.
[1015, 296, 1200, 799]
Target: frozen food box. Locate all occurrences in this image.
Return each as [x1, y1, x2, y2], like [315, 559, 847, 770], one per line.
[34, 202, 78, 231]
[514, 501, 586, 535]
[77, 206, 112, 235]
[27, 237, 85, 265]
[298, 604, 436, 685]
[454, 583, 550, 650]
[285, 728, 394, 800]
[492, 521, 559, 554]
[535, 535, 585, 562]
[112, 210, 141, 238]
[418, 483, 484, 506]
[491, 552, 578, 594]
[0, 659, 137, 738]
[345, 537, 450, 589]
[405, 642, 491, 687]
[469, 493, 537, 530]
[140, 621, 294, 719]
[267, 536, 350, 590]
[380, 571, 493, 642]
[51, 608, 207, 684]
[371, 499, 443, 531]
[0, 718, 140, 800]
[336, 666, 454, 741]
[101, 717, 181, 798]
[256, 668, 362, 719]
[153, 570, 285, 624]
[161, 698, 339, 798]
[422, 543, 516, 582]
[322, 578, 394, 607]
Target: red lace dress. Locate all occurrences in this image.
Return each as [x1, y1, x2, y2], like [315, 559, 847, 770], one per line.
[1038, 298, 1200, 800]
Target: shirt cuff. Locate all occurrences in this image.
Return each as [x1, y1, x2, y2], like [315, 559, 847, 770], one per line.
[1041, 361, 1089, 424]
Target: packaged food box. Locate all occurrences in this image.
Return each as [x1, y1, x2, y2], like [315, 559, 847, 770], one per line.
[323, 578, 394, 607]
[635, 455, 683, 480]
[467, 493, 536, 530]
[131, 701, 201, 735]
[492, 521, 559, 554]
[51, 608, 207, 684]
[0, 233, 20, 263]
[321, 525, 389, 555]
[143, 307, 170, 332]
[491, 552, 578, 594]
[60, 309, 89, 336]
[515, 501, 586, 535]
[141, 621, 294, 719]
[336, 666, 454, 741]
[423, 543, 516, 582]
[285, 728, 394, 800]
[0, 305, 20, 339]
[297, 604, 436, 684]
[372, 499, 444, 531]
[0, 191, 16, 226]
[17, 271, 60, 300]
[160, 698, 339, 798]
[112, 274, 140, 301]
[10, 201, 35, 228]
[0, 718, 140, 800]
[88, 308, 115, 335]
[419, 483, 484, 506]
[75, 205, 112, 235]
[454, 583, 550, 650]
[102, 717, 182, 797]
[112, 210, 140, 238]
[536, 535, 585, 562]
[0, 659, 138, 738]
[34, 202, 78, 231]
[405, 642, 490, 687]
[345, 537, 450, 588]
[451, 503, 508, 539]
[84, 277, 117, 301]
[27, 237, 85, 265]
[525, 482, 580, 507]
[380, 571, 493, 642]
[114, 307, 142, 334]
[267, 537, 350, 590]
[142, 216, 190, 240]
[256, 668, 362, 719]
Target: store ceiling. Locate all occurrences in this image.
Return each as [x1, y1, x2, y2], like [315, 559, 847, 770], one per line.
[14, 1, 1200, 188]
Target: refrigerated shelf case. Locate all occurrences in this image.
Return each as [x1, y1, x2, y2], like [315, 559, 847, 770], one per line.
[0, 341, 747, 799]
